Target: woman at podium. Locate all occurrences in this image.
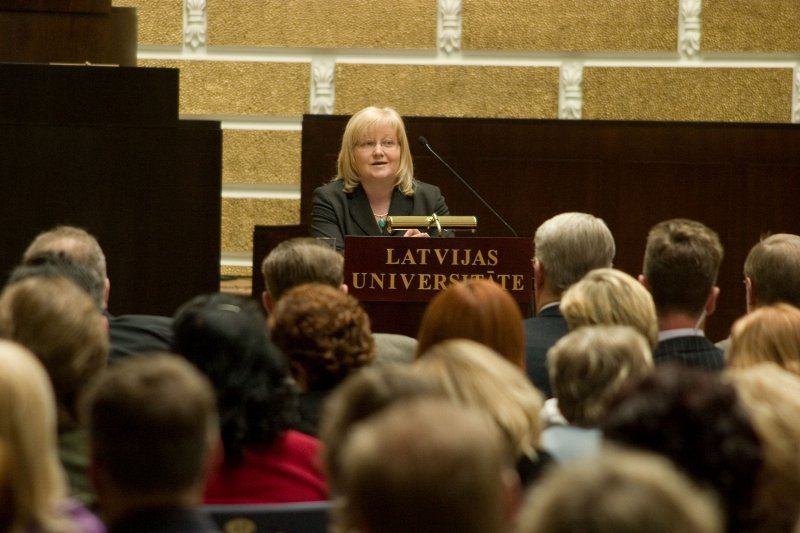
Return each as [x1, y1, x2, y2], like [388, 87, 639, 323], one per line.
[310, 106, 450, 252]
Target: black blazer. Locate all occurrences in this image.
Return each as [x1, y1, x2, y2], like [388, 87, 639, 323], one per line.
[523, 305, 569, 398]
[310, 179, 449, 251]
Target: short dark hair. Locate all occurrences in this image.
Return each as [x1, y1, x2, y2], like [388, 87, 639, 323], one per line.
[12, 251, 104, 308]
[84, 353, 217, 493]
[744, 233, 800, 308]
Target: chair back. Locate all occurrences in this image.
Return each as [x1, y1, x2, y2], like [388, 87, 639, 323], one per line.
[204, 501, 331, 533]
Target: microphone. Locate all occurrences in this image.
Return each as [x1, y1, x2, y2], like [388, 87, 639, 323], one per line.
[417, 136, 518, 237]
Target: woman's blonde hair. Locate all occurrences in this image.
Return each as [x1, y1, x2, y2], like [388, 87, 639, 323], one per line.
[335, 106, 415, 195]
[729, 303, 800, 376]
[415, 339, 543, 460]
[560, 268, 658, 349]
[0, 340, 72, 533]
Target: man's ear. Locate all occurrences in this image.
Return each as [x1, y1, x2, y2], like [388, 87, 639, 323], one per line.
[501, 468, 522, 529]
[637, 274, 649, 290]
[262, 291, 273, 313]
[533, 258, 545, 291]
[103, 277, 111, 310]
[340, 283, 349, 294]
[705, 285, 720, 316]
[744, 276, 756, 312]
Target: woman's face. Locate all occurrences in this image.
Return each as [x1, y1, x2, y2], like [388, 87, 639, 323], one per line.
[354, 124, 401, 186]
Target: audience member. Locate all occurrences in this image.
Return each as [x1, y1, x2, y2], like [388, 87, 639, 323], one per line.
[0, 275, 108, 507]
[172, 293, 327, 503]
[640, 218, 725, 370]
[560, 268, 658, 348]
[0, 340, 104, 532]
[601, 365, 762, 533]
[718, 233, 800, 352]
[524, 212, 615, 397]
[84, 353, 220, 533]
[319, 365, 444, 493]
[727, 363, 800, 533]
[268, 282, 375, 436]
[262, 236, 417, 366]
[542, 325, 653, 462]
[728, 303, 800, 376]
[337, 397, 518, 533]
[415, 339, 550, 487]
[416, 279, 525, 369]
[516, 447, 723, 533]
[22, 225, 173, 361]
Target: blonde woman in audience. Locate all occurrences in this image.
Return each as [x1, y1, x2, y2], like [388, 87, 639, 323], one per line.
[542, 325, 653, 462]
[727, 363, 800, 533]
[0, 340, 104, 532]
[560, 268, 658, 349]
[415, 338, 550, 486]
[728, 303, 800, 376]
[516, 447, 723, 533]
[416, 279, 526, 369]
[0, 275, 108, 507]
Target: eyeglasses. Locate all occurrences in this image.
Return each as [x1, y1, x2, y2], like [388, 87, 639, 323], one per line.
[356, 139, 399, 151]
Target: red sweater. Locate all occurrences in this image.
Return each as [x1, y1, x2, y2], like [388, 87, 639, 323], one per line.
[204, 429, 328, 504]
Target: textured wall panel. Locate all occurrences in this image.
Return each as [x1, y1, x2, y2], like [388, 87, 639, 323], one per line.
[207, 1, 436, 48]
[139, 60, 309, 116]
[222, 198, 300, 252]
[462, 0, 677, 52]
[115, 0, 182, 46]
[335, 64, 559, 118]
[583, 68, 792, 122]
[223, 130, 301, 185]
[704, 0, 800, 52]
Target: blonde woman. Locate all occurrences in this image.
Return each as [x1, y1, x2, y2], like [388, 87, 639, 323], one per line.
[415, 338, 549, 486]
[0, 340, 103, 533]
[728, 303, 800, 376]
[560, 268, 658, 349]
[310, 106, 450, 251]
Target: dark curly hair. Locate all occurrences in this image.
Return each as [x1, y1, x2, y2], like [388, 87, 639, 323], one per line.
[268, 283, 375, 391]
[600, 364, 763, 533]
[172, 293, 296, 466]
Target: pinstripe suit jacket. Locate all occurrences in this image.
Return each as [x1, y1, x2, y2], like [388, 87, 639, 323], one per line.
[654, 335, 725, 371]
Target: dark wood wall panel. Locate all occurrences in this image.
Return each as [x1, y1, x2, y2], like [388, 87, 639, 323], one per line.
[301, 116, 800, 342]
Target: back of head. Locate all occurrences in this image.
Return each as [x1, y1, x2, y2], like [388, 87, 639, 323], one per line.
[0, 340, 68, 532]
[548, 325, 653, 426]
[533, 212, 615, 296]
[319, 366, 444, 492]
[416, 279, 525, 369]
[601, 364, 762, 533]
[172, 293, 295, 464]
[517, 447, 723, 533]
[643, 218, 723, 316]
[729, 303, 800, 376]
[338, 397, 510, 533]
[416, 339, 543, 461]
[261, 238, 344, 301]
[0, 276, 108, 428]
[269, 283, 375, 390]
[560, 268, 658, 349]
[23, 225, 107, 284]
[727, 363, 800, 533]
[744, 233, 800, 309]
[12, 252, 105, 308]
[84, 353, 217, 496]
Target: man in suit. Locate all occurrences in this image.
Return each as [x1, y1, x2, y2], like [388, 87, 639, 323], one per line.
[85, 353, 221, 533]
[717, 233, 800, 352]
[524, 212, 616, 397]
[22, 225, 173, 362]
[640, 218, 725, 370]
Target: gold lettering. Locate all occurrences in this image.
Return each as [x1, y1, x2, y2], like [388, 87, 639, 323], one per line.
[388, 273, 397, 290]
[401, 249, 417, 265]
[487, 249, 498, 266]
[352, 273, 366, 289]
[400, 273, 415, 289]
[459, 249, 472, 266]
[434, 248, 449, 265]
[369, 273, 385, 290]
[433, 274, 448, 290]
[418, 274, 432, 290]
[417, 248, 431, 265]
[512, 275, 525, 291]
[386, 249, 399, 265]
[471, 250, 487, 266]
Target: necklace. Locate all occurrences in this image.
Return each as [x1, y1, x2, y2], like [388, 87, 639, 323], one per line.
[374, 212, 388, 229]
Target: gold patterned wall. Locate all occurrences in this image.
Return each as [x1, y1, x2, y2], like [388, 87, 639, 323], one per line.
[123, 0, 800, 282]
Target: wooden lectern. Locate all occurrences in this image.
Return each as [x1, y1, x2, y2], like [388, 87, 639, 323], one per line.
[344, 235, 532, 337]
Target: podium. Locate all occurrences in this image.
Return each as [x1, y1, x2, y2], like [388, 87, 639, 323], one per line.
[344, 235, 532, 337]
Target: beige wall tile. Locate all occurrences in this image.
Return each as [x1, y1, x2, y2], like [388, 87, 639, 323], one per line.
[116, 0, 182, 46]
[139, 60, 309, 116]
[463, 0, 677, 52]
[335, 64, 559, 118]
[208, 1, 436, 49]
[704, 0, 800, 53]
[583, 67, 792, 122]
[223, 130, 301, 185]
[222, 198, 300, 252]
